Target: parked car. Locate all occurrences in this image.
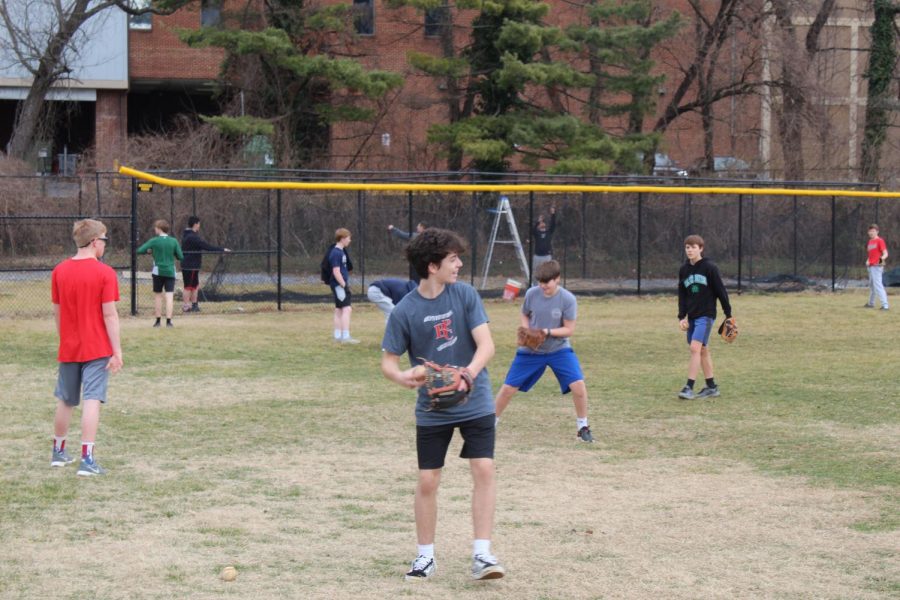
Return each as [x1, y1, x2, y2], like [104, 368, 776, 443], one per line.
[691, 156, 754, 178]
[652, 153, 689, 177]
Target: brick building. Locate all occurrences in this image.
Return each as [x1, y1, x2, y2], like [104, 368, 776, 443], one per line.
[1, 0, 896, 181]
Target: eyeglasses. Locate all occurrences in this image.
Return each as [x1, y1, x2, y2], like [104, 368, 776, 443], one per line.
[81, 236, 109, 248]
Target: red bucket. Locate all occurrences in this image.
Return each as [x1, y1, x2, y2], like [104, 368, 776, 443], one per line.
[502, 278, 522, 301]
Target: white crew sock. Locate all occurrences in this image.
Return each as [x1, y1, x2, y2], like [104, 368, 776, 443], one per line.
[334, 329, 341, 340]
[417, 544, 434, 559]
[473, 539, 491, 557]
[342, 330, 351, 339]
[577, 417, 589, 429]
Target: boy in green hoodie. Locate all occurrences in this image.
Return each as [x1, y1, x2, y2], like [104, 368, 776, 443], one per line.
[137, 219, 184, 327]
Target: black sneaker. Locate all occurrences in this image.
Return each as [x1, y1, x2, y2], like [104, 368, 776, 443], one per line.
[153, 320, 161, 328]
[471, 554, 505, 580]
[191, 304, 201, 312]
[576, 426, 594, 443]
[405, 555, 435, 581]
[696, 386, 720, 399]
[166, 321, 174, 328]
[678, 386, 695, 400]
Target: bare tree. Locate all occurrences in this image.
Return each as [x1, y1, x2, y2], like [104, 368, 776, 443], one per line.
[768, 0, 837, 181]
[653, 0, 766, 171]
[0, 0, 189, 159]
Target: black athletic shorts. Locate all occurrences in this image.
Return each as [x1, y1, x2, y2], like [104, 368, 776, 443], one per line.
[332, 285, 352, 309]
[416, 413, 495, 469]
[152, 274, 175, 293]
[182, 269, 200, 290]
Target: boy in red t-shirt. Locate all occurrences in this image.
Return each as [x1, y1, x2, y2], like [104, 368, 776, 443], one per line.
[50, 219, 123, 476]
[865, 224, 889, 310]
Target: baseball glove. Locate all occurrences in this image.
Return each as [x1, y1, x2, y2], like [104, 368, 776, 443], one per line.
[420, 360, 474, 411]
[718, 317, 738, 343]
[517, 326, 547, 351]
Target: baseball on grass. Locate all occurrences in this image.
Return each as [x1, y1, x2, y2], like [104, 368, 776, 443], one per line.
[221, 566, 238, 582]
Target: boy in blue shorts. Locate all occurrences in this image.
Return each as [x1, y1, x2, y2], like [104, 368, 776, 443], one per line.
[381, 228, 505, 582]
[677, 234, 732, 399]
[494, 260, 594, 443]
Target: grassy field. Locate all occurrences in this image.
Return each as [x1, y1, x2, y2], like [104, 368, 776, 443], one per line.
[0, 290, 897, 599]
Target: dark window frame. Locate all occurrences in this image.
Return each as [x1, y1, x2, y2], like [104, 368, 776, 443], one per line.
[353, 0, 374, 36]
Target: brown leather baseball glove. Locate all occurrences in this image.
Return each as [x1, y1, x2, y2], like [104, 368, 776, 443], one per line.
[718, 317, 738, 343]
[420, 360, 473, 411]
[516, 326, 547, 351]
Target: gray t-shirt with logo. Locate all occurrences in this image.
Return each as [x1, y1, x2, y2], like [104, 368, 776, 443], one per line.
[382, 282, 494, 426]
[521, 285, 577, 354]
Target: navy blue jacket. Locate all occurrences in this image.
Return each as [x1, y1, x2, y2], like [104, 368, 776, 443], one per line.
[370, 279, 416, 304]
[182, 228, 225, 270]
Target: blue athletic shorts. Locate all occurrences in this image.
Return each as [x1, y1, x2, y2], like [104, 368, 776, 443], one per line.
[55, 357, 110, 406]
[687, 316, 714, 346]
[416, 414, 495, 469]
[502, 347, 585, 394]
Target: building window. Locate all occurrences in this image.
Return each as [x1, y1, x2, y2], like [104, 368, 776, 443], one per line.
[424, 7, 444, 37]
[353, 0, 374, 35]
[128, 0, 152, 30]
[201, 0, 222, 27]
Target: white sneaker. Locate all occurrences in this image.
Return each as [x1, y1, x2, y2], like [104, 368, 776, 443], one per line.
[405, 555, 435, 580]
[471, 554, 505, 580]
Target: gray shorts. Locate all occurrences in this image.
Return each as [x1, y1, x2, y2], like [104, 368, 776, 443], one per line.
[55, 357, 110, 406]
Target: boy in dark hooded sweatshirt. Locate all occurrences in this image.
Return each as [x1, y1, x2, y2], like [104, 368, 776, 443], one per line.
[676, 234, 732, 400]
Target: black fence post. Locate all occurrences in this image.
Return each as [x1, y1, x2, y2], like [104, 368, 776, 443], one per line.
[636, 192, 643, 295]
[130, 178, 138, 316]
[409, 190, 416, 281]
[793, 195, 798, 277]
[95, 172, 101, 215]
[528, 191, 534, 283]
[266, 190, 272, 274]
[737, 194, 743, 293]
[748, 195, 754, 287]
[358, 190, 366, 289]
[561, 193, 567, 287]
[471, 192, 477, 287]
[407, 190, 414, 240]
[831, 195, 836, 292]
[277, 189, 283, 310]
[580, 193, 587, 278]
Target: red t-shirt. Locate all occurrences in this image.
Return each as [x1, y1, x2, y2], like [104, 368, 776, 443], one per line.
[51, 258, 120, 363]
[867, 236, 887, 266]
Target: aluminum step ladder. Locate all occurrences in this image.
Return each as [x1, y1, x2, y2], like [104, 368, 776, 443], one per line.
[480, 195, 529, 289]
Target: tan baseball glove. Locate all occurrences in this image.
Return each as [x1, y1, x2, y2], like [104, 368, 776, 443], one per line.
[517, 326, 547, 351]
[718, 317, 738, 343]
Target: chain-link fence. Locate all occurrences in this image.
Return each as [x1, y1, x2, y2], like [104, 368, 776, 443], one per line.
[2, 170, 897, 318]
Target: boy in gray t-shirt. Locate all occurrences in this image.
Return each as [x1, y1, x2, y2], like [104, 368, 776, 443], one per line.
[380, 228, 505, 582]
[495, 259, 595, 443]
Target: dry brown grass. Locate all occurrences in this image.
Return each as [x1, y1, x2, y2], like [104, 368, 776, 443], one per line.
[1, 291, 897, 599]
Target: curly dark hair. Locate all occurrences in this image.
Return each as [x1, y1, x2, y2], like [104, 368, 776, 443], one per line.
[406, 228, 468, 280]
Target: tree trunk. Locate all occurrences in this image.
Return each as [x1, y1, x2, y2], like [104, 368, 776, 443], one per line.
[6, 0, 92, 159]
[438, 0, 464, 173]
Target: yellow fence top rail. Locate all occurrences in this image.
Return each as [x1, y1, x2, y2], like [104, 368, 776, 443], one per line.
[118, 166, 899, 198]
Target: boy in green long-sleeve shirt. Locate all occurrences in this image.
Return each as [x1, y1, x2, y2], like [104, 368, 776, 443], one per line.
[137, 219, 184, 327]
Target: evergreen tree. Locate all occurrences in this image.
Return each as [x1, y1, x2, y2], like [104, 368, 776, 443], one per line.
[180, 0, 402, 167]
[394, 0, 680, 174]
